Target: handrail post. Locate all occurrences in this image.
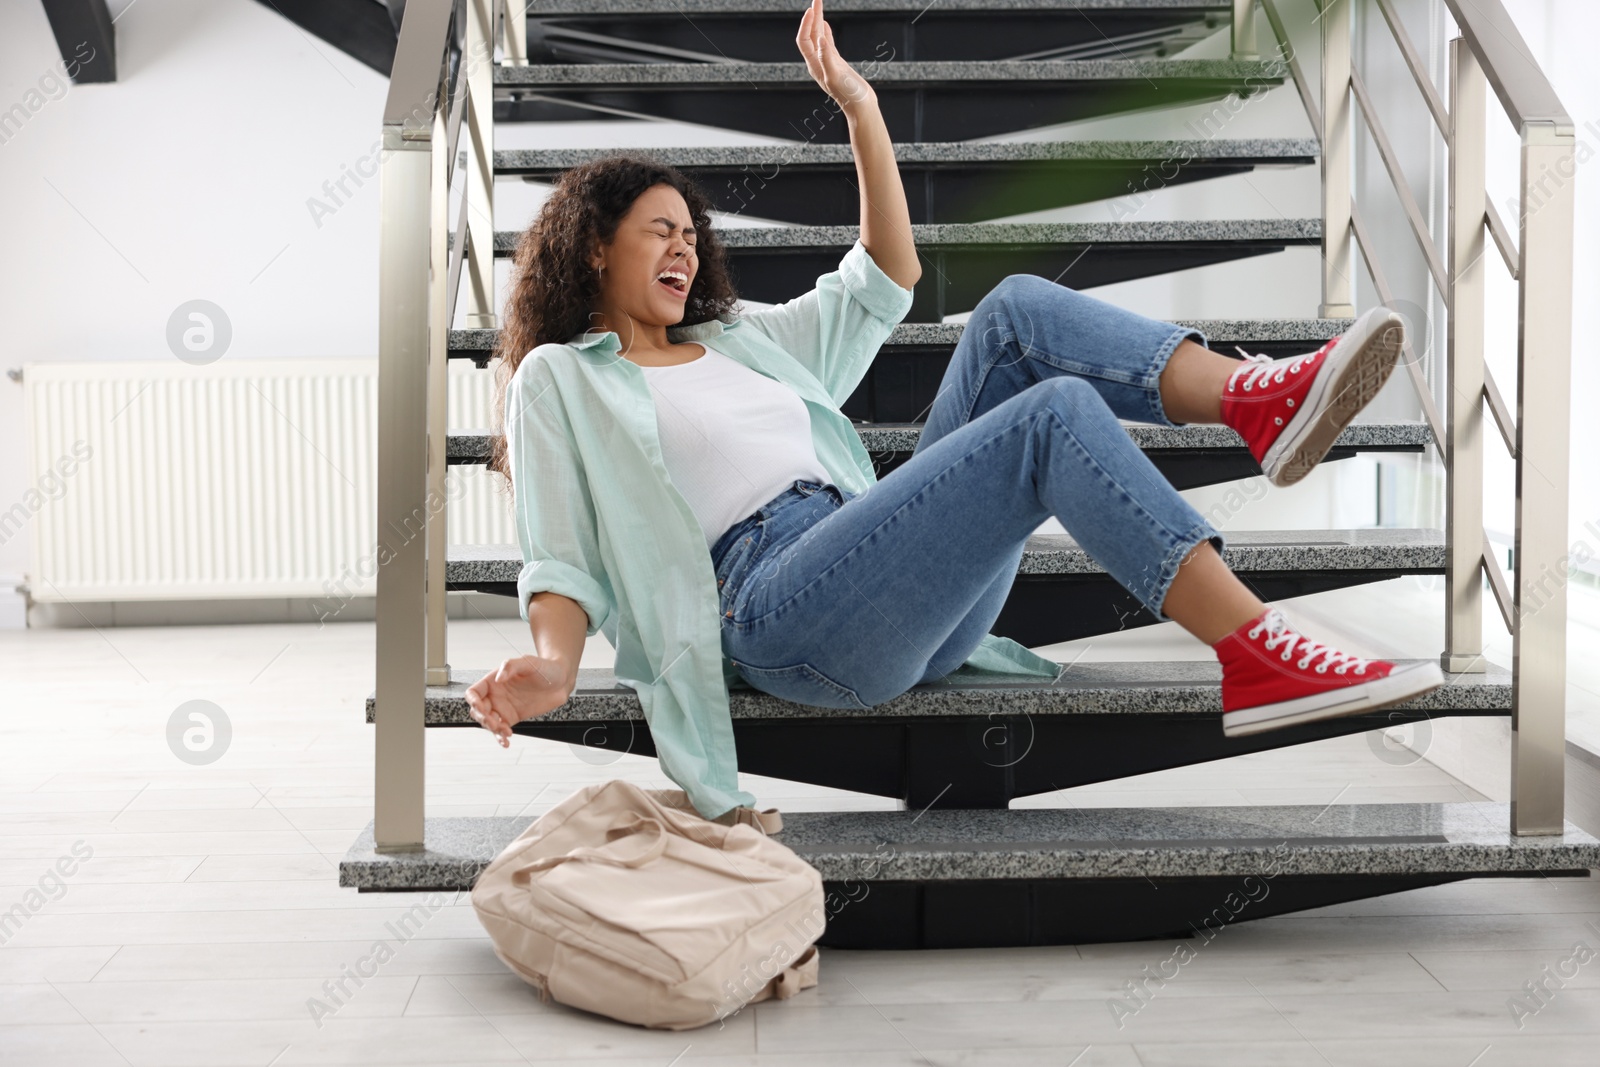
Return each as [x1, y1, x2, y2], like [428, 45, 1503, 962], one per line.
[376, 0, 457, 852]
[376, 127, 430, 850]
[1319, 0, 1354, 318]
[423, 0, 498, 688]
[1510, 116, 1574, 836]
[465, 0, 497, 330]
[425, 96, 451, 689]
[1443, 37, 1486, 675]
[502, 0, 528, 65]
[1231, 0, 1258, 61]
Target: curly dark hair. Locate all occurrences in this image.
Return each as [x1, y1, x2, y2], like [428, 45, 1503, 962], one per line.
[487, 153, 741, 485]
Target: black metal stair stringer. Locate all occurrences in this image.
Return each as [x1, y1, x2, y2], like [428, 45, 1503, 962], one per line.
[519, 1, 1231, 66]
[493, 60, 1288, 141]
[250, 0, 398, 76]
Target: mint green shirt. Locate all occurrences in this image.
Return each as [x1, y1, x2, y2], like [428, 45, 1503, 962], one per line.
[505, 236, 1065, 819]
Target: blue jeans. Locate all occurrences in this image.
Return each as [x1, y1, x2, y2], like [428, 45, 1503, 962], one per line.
[711, 273, 1226, 710]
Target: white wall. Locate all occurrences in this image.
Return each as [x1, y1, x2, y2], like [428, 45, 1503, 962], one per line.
[0, 0, 390, 592]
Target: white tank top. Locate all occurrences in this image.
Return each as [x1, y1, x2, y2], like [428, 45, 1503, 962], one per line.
[638, 343, 831, 549]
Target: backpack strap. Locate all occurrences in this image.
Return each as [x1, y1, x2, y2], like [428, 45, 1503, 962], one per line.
[768, 944, 819, 1000]
[711, 804, 784, 835]
[509, 813, 668, 883]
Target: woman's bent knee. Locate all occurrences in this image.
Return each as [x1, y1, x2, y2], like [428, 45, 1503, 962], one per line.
[972, 274, 1091, 340]
[1028, 375, 1100, 414]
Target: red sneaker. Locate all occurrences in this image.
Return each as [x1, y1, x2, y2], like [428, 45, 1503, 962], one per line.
[1220, 307, 1406, 487]
[1215, 608, 1443, 737]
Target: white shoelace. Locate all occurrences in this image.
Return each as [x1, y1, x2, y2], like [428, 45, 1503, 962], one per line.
[1226, 342, 1328, 393]
[1248, 609, 1372, 676]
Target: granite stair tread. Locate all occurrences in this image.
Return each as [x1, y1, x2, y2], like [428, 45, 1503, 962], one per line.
[446, 420, 1433, 462]
[338, 802, 1600, 889]
[449, 317, 1355, 358]
[495, 138, 1321, 173]
[497, 140, 1321, 225]
[490, 218, 1320, 255]
[514, 0, 1234, 12]
[495, 57, 1285, 88]
[446, 527, 1445, 590]
[368, 656, 1507, 726]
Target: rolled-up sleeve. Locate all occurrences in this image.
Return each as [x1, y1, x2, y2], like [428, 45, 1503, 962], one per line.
[504, 354, 613, 637]
[739, 236, 915, 406]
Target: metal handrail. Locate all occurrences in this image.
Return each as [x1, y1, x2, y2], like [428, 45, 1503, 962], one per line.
[1348, 65, 1448, 295]
[1376, 0, 1449, 136]
[1441, 0, 1573, 134]
[372, 0, 1575, 854]
[502, 0, 528, 65]
[1346, 199, 1446, 455]
[1484, 198, 1518, 277]
[1482, 532, 1516, 633]
[1232, 0, 1259, 59]
[1261, 0, 1321, 130]
[1291, 0, 1576, 837]
[1482, 370, 1516, 458]
[382, 0, 454, 140]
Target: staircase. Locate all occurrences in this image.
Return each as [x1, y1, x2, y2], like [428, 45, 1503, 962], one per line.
[344, 0, 1595, 947]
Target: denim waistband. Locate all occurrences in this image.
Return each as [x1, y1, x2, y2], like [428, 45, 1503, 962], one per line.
[709, 479, 832, 568]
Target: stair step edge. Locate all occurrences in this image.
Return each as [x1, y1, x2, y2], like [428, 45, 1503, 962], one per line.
[445, 529, 1448, 580]
[446, 422, 1433, 456]
[488, 218, 1322, 251]
[339, 804, 1600, 889]
[364, 660, 1510, 723]
[494, 58, 1289, 85]
[494, 139, 1321, 169]
[450, 319, 1357, 351]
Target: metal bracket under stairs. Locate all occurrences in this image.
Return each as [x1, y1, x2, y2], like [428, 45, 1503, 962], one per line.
[38, 0, 115, 83]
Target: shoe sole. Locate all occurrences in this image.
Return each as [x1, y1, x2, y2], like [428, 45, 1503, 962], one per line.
[1221, 660, 1445, 737]
[1260, 308, 1407, 488]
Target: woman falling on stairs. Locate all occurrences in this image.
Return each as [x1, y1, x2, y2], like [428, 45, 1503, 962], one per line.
[464, 0, 1444, 824]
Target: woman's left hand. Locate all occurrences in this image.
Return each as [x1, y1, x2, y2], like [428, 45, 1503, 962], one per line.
[796, 0, 878, 114]
[464, 653, 576, 748]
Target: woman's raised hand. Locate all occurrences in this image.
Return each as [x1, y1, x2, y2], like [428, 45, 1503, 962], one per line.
[796, 0, 877, 114]
[465, 654, 577, 748]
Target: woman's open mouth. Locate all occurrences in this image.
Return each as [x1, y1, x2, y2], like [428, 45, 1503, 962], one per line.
[656, 269, 689, 298]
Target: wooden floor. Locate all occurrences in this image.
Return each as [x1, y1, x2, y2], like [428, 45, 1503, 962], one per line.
[3, 605, 1599, 1067]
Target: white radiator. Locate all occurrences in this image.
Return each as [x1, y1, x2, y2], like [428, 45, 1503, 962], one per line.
[21, 359, 515, 601]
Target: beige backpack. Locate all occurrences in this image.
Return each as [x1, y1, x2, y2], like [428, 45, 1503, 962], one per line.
[470, 779, 824, 1030]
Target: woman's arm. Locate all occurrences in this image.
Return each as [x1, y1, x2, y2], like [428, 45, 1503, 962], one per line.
[465, 594, 587, 748]
[847, 109, 920, 290]
[464, 591, 588, 748]
[466, 355, 612, 747]
[527, 591, 588, 674]
[797, 0, 920, 289]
